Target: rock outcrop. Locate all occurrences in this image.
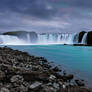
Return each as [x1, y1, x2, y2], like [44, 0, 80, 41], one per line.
[87, 31, 92, 45]
[78, 31, 86, 43]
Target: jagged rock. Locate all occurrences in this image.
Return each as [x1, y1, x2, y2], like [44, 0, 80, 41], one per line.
[29, 81, 42, 90]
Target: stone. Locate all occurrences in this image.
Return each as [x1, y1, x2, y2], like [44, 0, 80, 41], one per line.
[10, 75, 24, 84]
[0, 87, 10, 92]
[53, 83, 59, 89]
[63, 85, 66, 89]
[52, 66, 61, 72]
[49, 75, 56, 80]
[66, 74, 74, 82]
[29, 81, 42, 89]
[75, 79, 85, 86]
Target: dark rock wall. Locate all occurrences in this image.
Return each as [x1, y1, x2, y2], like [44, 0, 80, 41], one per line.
[78, 31, 86, 43]
[87, 31, 92, 45]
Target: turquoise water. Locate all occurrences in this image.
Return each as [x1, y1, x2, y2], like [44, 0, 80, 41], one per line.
[3, 45, 92, 86]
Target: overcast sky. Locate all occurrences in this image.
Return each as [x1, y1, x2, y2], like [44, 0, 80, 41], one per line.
[0, 0, 92, 33]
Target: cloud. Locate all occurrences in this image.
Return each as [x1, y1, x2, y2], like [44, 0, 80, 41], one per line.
[0, 0, 92, 33]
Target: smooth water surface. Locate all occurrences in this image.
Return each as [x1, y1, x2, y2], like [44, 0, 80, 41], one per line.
[2, 45, 92, 86]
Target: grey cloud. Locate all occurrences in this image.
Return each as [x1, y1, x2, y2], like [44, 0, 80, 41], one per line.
[0, 0, 92, 33]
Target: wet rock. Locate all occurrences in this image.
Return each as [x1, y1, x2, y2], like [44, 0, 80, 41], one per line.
[66, 74, 74, 82]
[52, 66, 61, 72]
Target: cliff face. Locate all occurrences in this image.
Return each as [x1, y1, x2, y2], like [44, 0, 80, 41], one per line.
[76, 31, 92, 45]
[87, 31, 92, 45]
[78, 31, 86, 43]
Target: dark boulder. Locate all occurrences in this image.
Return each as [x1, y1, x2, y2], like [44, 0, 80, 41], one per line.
[86, 31, 92, 45]
[75, 79, 85, 86]
[66, 74, 74, 82]
[78, 31, 86, 43]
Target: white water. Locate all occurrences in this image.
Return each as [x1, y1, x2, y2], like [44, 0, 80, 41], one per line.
[60, 34, 73, 44]
[37, 33, 73, 44]
[81, 33, 87, 44]
[0, 35, 27, 45]
[73, 33, 79, 44]
[0, 33, 88, 45]
[27, 33, 30, 43]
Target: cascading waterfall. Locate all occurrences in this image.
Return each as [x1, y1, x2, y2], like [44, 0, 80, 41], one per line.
[81, 33, 87, 44]
[27, 33, 30, 43]
[0, 32, 88, 45]
[73, 33, 79, 44]
[0, 35, 27, 45]
[60, 34, 73, 44]
[37, 33, 74, 44]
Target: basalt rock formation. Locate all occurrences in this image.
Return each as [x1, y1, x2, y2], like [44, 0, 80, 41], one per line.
[78, 31, 86, 43]
[87, 31, 92, 45]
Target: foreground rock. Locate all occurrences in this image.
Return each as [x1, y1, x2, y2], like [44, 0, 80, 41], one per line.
[0, 46, 91, 92]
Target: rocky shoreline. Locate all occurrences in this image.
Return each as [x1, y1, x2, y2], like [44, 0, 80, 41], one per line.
[0, 46, 91, 92]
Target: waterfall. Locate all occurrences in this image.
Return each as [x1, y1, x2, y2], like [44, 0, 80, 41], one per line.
[0, 33, 81, 45]
[81, 33, 87, 44]
[0, 35, 27, 45]
[27, 33, 30, 43]
[73, 33, 79, 44]
[37, 33, 73, 44]
[60, 34, 73, 44]
[57, 34, 61, 43]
